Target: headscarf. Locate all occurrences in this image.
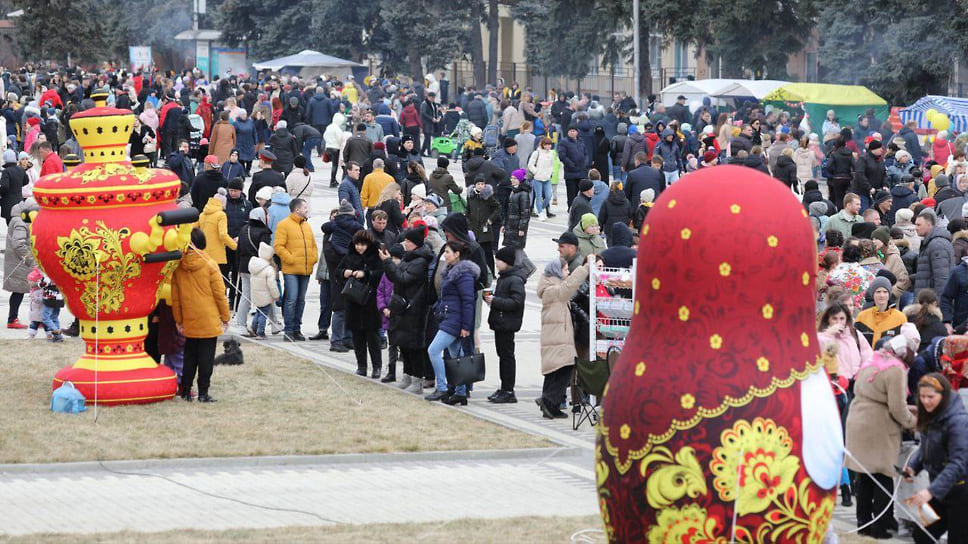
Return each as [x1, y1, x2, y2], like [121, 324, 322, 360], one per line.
[543, 259, 563, 279]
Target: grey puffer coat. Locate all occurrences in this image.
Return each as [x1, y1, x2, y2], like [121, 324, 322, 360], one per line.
[2, 199, 36, 294]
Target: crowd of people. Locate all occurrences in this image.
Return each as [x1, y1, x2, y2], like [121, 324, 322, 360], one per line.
[5, 63, 968, 541]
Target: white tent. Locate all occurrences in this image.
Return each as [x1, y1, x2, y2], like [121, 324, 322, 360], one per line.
[252, 49, 362, 78]
[658, 79, 738, 107]
[711, 80, 790, 101]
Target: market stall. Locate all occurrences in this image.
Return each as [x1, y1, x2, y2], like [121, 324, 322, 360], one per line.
[658, 79, 738, 108]
[898, 95, 968, 133]
[252, 49, 364, 79]
[762, 83, 889, 128]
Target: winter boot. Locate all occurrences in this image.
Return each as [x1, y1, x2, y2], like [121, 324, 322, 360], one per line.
[355, 360, 367, 377]
[370, 362, 381, 379]
[382, 346, 398, 382]
[840, 484, 852, 507]
[405, 378, 424, 394]
[397, 374, 413, 389]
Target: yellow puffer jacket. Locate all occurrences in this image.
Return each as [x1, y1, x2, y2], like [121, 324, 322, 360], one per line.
[199, 197, 237, 264]
[170, 249, 230, 338]
[274, 212, 319, 275]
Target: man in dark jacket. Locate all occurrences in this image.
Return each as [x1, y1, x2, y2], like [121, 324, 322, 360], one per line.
[898, 121, 923, 164]
[189, 155, 228, 214]
[599, 223, 637, 268]
[0, 149, 27, 224]
[343, 124, 374, 171]
[485, 245, 527, 404]
[730, 124, 754, 157]
[623, 153, 665, 206]
[305, 87, 336, 143]
[609, 123, 629, 180]
[267, 120, 300, 176]
[888, 176, 919, 222]
[280, 96, 305, 127]
[942, 256, 968, 332]
[666, 95, 691, 126]
[568, 179, 595, 231]
[915, 209, 956, 295]
[558, 125, 587, 207]
[167, 139, 195, 195]
[852, 140, 887, 211]
[419, 91, 441, 157]
[463, 148, 506, 189]
[466, 94, 489, 129]
[248, 150, 286, 206]
[224, 177, 251, 309]
[291, 122, 322, 172]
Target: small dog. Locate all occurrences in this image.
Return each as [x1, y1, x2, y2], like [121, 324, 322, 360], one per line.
[214, 337, 245, 365]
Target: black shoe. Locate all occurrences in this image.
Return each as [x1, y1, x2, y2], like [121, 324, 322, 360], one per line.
[370, 368, 381, 379]
[546, 211, 556, 218]
[330, 343, 350, 352]
[292, 332, 306, 341]
[355, 368, 366, 377]
[425, 390, 450, 401]
[284, 334, 298, 342]
[552, 407, 568, 419]
[535, 398, 555, 419]
[63, 321, 80, 337]
[309, 331, 329, 341]
[329, 182, 338, 188]
[381, 371, 396, 383]
[177, 386, 192, 402]
[198, 394, 217, 403]
[488, 390, 504, 401]
[442, 394, 468, 406]
[491, 390, 517, 404]
[530, 211, 538, 218]
[840, 484, 852, 507]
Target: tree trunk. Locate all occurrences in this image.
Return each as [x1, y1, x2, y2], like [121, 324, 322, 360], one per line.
[638, 15, 652, 103]
[407, 41, 423, 83]
[470, 0, 486, 88]
[486, 0, 499, 86]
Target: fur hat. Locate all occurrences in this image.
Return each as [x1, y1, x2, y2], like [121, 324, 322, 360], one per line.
[213, 187, 227, 207]
[641, 188, 655, 204]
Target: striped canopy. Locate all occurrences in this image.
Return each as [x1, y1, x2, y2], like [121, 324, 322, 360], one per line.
[898, 95, 968, 133]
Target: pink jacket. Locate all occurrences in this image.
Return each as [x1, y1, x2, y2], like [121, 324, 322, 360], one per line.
[818, 329, 873, 381]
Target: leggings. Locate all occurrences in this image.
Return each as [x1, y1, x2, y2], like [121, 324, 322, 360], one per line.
[8, 292, 24, 323]
[399, 347, 425, 378]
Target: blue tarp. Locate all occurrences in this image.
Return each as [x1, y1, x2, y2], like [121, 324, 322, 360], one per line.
[899, 95, 968, 133]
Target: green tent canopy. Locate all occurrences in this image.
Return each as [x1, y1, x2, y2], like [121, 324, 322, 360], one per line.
[762, 83, 889, 134]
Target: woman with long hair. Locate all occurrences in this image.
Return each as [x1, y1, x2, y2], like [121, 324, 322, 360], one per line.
[818, 301, 873, 383]
[336, 230, 385, 378]
[374, 182, 405, 239]
[904, 373, 968, 544]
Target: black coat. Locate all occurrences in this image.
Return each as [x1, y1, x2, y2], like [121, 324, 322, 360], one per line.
[487, 265, 527, 332]
[503, 182, 531, 248]
[382, 245, 434, 349]
[268, 128, 299, 173]
[237, 219, 271, 269]
[189, 169, 227, 214]
[248, 168, 286, 206]
[598, 191, 632, 244]
[624, 164, 664, 205]
[852, 153, 886, 196]
[592, 134, 610, 180]
[773, 155, 798, 191]
[466, 98, 488, 129]
[337, 247, 384, 330]
[742, 154, 770, 175]
[0, 162, 27, 222]
[465, 185, 501, 244]
[224, 195, 252, 237]
[568, 193, 593, 231]
[910, 395, 968, 500]
[463, 156, 506, 188]
[827, 146, 855, 180]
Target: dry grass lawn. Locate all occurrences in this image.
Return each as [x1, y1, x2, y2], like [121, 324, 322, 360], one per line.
[0, 516, 605, 543]
[0, 339, 548, 464]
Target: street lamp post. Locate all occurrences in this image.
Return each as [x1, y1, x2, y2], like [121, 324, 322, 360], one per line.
[632, 0, 640, 110]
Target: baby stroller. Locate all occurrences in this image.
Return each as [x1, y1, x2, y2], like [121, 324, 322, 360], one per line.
[482, 124, 500, 156]
[187, 114, 205, 158]
[570, 347, 619, 430]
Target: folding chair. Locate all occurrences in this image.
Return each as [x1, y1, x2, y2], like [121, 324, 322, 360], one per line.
[570, 347, 620, 430]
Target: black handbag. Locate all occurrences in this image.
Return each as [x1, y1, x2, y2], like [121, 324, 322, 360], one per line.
[341, 277, 370, 306]
[444, 337, 485, 387]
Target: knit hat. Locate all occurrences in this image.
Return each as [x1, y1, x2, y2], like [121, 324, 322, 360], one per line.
[437, 156, 449, 168]
[410, 184, 427, 201]
[404, 228, 425, 247]
[872, 226, 891, 246]
[425, 193, 444, 209]
[866, 276, 892, 297]
[511, 168, 527, 181]
[374, 141, 385, 150]
[580, 213, 599, 230]
[641, 188, 655, 204]
[255, 186, 273, 202]
[868, 139, 882, 151]
[922, 197, 937, 207]
[495, 245, 517, 266]
[579, 179, 594, 192]
[228, 178, 244, 191]
[894, 208, 913, 225]
[27, 268, 42, 283]
[388, 243, 405, 259]
[702, 150, 718, 164]
[503, 138, 517, 149]
[276, 120, 288, 129]
[2, 149, 15, 163]
[851, 221, 877, 239]
[808, 201, 828, 217]
[18, 151, 29, 161]
[338, 199, 356, 216]
[249, 207, 267, 223]
[935, 174, 950, 189]
[213, 187, 227, 207]
[873, 190, 891, 207]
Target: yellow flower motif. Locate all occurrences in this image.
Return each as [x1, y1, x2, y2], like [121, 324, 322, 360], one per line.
[802, 271, 810, 286]
[807, 496, 836, 543]
[680, 228, 692, 240]
[635, 361, 646, 376]
[55, 228, 103, 281]
[640, 446, 707, 509]
[60, 196, 69, 205]
[667, 199, 677, 209]
[730, 204, 741, 214]
[86, 195, 97, 204]
[678, 306, 690, 321]
[709, 334, 723, 350]
[762, 304, 774, 319]
[680, 393, 695, 409]
[116, 193, 125, 202]
[634, 300, 640, 314]
[757, 357, 770, 372]
[767, 235, 778, 247]
[801, 332, 810, 347]
[719, 262, 731, 277]
[709, 418, 801, 516]
[651, 278, 661, 290]
[647, 504, 727, 544]
[620, 424, 631, 440]
[642, 224, 649, 236]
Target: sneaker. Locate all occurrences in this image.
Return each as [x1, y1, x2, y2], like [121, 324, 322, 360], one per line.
[538, 211, 547, 221]
[491, 390, 517, 404]
[292, 332, 307, 341]
[27, 329, 37, 338]
[487, 390, 504, 401]
[6, 319, 27, 330]
[51, 334, 65, 343]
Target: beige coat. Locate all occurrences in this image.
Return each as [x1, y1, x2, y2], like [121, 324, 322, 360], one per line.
[883, 243, 911, 298]
[209, 120, 237, 164]
[537, 264, 589, 375]
[844, 359, 916, 476]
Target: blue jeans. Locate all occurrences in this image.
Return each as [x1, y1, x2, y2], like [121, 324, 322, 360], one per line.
[331, 310, 353, 346]
[251, 304, 271, 336]
[316, 280, 332, 332]
[282, 274, 310, 334]
[663, 170, 681, 185]
[41, 305, 61, 332]
[532, 179, 551, 213]
[611, 164, 626, 182]
[428, 330, 466, 395]
[301, 137, 321, 172]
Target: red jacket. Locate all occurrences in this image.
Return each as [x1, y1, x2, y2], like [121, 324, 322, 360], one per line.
[399, 105, 422, 130]
[158, 101, 179, 132]
[40, 152, 64, 176]
[40, 89, 63, 109]
[645, 133, 659, 159]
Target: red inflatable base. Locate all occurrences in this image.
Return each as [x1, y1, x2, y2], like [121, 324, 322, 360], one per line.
[52, 365, 178, 405]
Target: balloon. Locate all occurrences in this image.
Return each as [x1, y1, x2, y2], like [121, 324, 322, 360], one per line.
[933, 114, 951, 132]
[927, 135, 934, 144]
[926, 108, 939, 122]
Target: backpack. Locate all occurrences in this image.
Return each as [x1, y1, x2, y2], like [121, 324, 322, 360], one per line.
[51, 381, 87, 414]
[820, 152, 834, 179]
